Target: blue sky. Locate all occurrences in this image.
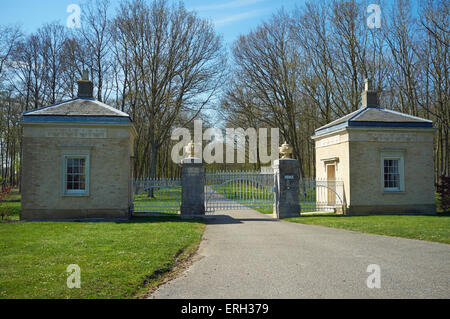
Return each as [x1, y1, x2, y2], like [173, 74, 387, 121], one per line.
[0, 0, 301, 46]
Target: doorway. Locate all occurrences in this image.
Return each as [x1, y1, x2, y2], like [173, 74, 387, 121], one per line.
[326, 164, 336, 204]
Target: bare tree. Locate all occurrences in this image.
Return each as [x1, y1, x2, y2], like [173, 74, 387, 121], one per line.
[78, 0, 114, 102]
[115, 0, 226, 179]
[418, 0, 449, 180]
[232, 10, 306, 179]
[0, 25, 22, 82]
[38, 23, 68, 105]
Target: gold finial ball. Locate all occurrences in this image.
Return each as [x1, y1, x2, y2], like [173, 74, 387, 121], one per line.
[184, 141, 195, 158]
[279, 141, 293, 159]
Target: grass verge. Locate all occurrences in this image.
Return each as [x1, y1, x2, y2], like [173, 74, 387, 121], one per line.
[284, 213, 450, 244]
[0, 216, 205, 298]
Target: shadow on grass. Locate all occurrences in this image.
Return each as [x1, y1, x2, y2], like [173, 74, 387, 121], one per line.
[437, 211, 450, 217]
[127, 210, 280, 225]
[299, 213, 342, 218]
[118, 215, 205, 224]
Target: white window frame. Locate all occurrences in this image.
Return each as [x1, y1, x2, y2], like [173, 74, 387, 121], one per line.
[380, 151, 404, 193]
[62, 153, 90, 196]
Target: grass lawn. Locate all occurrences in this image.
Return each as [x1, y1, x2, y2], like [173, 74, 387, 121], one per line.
[257, 208, 273, 214]
[0, 216, 205, 298]
[0, 189, 21, 220]
[262, 193, 450, 244]
[213, 183, 273, 211]
[284, 212, 450, 244]
[133, 186, 181, 214]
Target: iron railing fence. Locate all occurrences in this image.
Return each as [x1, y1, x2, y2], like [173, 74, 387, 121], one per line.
[133, 178, 181, 215]
[204, 170, 275, 213]
[299, 178, 345, 214]
[132, 174, 344, 215]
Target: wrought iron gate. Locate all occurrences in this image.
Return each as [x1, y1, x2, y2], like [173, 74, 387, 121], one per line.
[204, 170, 274, 213]
[133, 178, 181, 215]
[299, 179, 345, 213]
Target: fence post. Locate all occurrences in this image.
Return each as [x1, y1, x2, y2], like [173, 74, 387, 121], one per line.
[272, 142, 300, 219]
[180, 157, 205, 217]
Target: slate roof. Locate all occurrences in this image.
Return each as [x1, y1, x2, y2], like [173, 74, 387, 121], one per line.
[314, 105, 433, 137]
[22, 97, 131, 124]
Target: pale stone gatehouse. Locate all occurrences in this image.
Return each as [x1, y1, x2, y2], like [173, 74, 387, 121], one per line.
[311, 80, 436, 215]
[21, 73, 136, 220]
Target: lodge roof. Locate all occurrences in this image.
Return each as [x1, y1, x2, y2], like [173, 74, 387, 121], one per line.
[22, 70, 131, 124]
[22, 97, 131, 124]
[313, 105, 433, 137]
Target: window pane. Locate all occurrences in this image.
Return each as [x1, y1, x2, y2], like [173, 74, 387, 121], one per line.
[383, 158, 400, 190]
[65, 156, 87, 193]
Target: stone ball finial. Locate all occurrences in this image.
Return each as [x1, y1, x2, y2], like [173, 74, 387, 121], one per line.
[279, 141, 293, 159]
[184, 140, 195, 158]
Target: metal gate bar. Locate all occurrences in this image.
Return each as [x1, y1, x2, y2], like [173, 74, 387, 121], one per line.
[205, 170, 274, 213]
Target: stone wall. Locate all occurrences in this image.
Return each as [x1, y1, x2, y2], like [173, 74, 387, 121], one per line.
[21, 124, 135, 220]
[347, 128, 435, 215]
[314, 128, 436, 215]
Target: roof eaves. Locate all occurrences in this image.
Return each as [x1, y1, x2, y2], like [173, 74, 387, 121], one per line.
[347, 121, 433, 129]
[22, 115, 131, 124]
[313, 121, 349, 137]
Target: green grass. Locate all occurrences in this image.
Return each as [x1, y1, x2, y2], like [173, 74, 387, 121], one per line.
[214, 183, 272, 199]
[133, 186, 181, 214]
[267, 193, 450, 244]
[257, 207, 273, 214]
[212, 183, 273, 210]
[285, 214, 450, 244]
[0, 189, 21, 220]
[0, 216, 205, 298]
[255, 200, 330, 215]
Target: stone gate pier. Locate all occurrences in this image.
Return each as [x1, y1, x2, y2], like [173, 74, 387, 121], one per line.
[180, 142, 205, 217]
[273, 142, 300, 218]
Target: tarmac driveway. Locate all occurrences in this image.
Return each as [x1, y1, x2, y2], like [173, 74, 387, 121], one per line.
[151, 209, 450, 298]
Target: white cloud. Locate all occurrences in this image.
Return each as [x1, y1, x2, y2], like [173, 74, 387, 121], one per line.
[193, 0, 264, 12]
[213, 9, 265, 26]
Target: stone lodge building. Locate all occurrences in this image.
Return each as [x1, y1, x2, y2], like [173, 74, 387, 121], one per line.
[21, 72, 136, 220]
[312, 80, 436, 215]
